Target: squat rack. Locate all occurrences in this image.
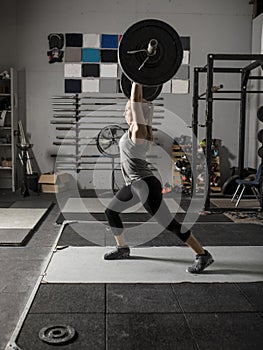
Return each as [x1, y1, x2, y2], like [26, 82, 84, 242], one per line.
[192, 53, 263, 212]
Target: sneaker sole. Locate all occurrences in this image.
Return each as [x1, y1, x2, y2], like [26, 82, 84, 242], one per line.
[186, 257, 214, 274]
[104, 253, 130, 260]
[204, 257, 214, 270]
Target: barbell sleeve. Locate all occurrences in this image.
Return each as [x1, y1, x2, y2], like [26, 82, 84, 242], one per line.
[147, 39, 158, 56]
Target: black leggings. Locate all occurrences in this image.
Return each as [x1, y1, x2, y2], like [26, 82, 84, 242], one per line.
[105, 176, 191, 243]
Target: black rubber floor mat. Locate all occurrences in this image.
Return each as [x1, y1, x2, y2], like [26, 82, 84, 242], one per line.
[16, 282, 263, 350]
[0, 201, 14, 208]
[56, 212, 233, 224]
[57, 222, 262, 247]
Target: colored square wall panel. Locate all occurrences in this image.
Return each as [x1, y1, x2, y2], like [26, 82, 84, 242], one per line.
[174, 65, 189, 80]
[82, 64, 100, 77]
[83, 34, 100, 48]
[99, 79, 118, 93]
[162, 80, 171, 93]
[180, 37, 190, 50]
[117, 65, 122, 79]
[65, 79, 81, 93]
[171, 79, 189, 94]
[182, 51, 190, 64]
[82, 79, 100, 92]
[82, 48, 100, 63]
[101, 34, 119, 48]
[65, 47, 82, 62]
[65, 33, 83, 47]
[100, 64, 118, 78]
[64, 64, 82, 78]
[100, 50, 118, 63]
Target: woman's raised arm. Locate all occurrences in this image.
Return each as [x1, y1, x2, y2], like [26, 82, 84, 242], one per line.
[130, 82, 147, 143]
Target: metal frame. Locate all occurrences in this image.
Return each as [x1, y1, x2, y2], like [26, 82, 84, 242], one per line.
[192, 54, 263, 212]
[231, 183, 261, 207]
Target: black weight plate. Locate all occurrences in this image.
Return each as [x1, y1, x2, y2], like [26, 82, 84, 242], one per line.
[257, 129, 263, 143]
[120, 73, 162, 101]
[119, 19, 183, 86]
[39, 324, 76, 345]
[257, 105, 263, 122]
[258, 146, 263, 158]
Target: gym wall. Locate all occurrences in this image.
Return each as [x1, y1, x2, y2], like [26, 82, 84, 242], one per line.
[0, 0, 254, 188]
[0, 1, 17, 67]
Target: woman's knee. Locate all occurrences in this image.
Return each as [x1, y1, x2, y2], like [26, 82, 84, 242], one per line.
[179, 228, 191, 242]
[167, 221, 191, 242]
[105, 208, 118, 220]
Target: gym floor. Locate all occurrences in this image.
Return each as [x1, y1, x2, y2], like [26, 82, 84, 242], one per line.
[1, 189, 263, 350]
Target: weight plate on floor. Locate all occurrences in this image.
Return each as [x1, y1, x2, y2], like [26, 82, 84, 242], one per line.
[118, 19, 183, 86]
[39, 324, 77, 345]
[120, 73, 162, 101]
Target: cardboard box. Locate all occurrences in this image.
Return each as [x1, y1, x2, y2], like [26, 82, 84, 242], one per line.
[38, 172, 70, 193]
[1, 160, 12, 167]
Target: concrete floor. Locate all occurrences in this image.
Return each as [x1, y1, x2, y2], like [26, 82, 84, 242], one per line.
[0, 190, 60, 349]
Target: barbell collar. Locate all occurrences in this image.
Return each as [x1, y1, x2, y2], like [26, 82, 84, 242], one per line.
[147, 39, 158, 56]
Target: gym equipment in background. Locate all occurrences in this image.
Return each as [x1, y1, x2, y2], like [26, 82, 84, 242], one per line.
[96, 125, 125, 158]
[191, 54, 263, 212]
[96, 125, 125, 193]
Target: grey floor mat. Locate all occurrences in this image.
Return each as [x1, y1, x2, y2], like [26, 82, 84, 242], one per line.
[0, 202, 53, 246]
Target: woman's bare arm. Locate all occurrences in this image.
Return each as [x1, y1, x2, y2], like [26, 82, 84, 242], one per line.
[130, 82, 147, 143]
[130, 82, 142, 102]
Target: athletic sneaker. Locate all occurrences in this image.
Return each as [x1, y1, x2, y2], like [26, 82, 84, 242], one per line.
[104, 246, 130, 260]
[187, 250, 214, 273]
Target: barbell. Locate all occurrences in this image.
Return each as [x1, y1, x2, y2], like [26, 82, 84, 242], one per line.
[118, 19, 183, 89]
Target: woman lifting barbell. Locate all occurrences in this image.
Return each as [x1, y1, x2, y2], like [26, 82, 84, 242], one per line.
[104, 82, 214, 273]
